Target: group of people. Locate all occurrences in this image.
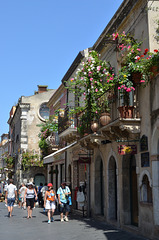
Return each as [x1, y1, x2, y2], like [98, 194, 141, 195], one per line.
[4, 179, 71, 223]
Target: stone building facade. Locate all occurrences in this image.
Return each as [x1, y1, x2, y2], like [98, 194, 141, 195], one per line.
[44, 0, 159, 239]
[8, 85, 56, 187]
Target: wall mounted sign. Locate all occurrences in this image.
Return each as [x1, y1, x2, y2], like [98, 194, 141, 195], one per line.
[78, 157, 91, 164]
[140, 135, 148, 152]
[118, 145, 137, 155]
[141, 152, 150, 167]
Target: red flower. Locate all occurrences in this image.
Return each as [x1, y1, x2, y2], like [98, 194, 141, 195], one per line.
[144, 48, 149, 55]
[140, 55, 144, 58]
[154, 49, 158, 53]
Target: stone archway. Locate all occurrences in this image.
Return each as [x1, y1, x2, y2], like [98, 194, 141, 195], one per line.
[95, 156, 104, 215]
[108, 156, 117, 220]
[34, 173, 45, 187]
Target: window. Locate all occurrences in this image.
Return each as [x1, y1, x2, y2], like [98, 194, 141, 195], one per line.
[39, 103, 50, 121]
[140, 174, 152, 203]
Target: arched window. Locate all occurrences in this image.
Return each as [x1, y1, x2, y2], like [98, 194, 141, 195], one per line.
[140, 174, 152, 203]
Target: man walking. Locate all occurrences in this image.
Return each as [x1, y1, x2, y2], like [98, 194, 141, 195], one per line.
[57, 182, 71, 222]
[5, 179, 17, 217]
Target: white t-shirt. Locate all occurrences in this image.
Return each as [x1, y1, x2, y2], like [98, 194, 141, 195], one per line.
[20, 186, 26, 198]
[7, 184, 17, 198]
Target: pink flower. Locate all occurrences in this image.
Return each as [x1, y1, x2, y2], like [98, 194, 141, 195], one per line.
[118, 87, 121, 90]
[131, 87, 135, 91]
[83, 92, 86, 95]
[97, 66, 101, 71]
[126, 88, 131, 92]
[90, 78, 93, 81]
[100, 79, 102, 82]
[94, 81, 97, 83]
[110, 77, 114, 80]
[140, 80, 145, 83]
[95, 111, 98, 113]
[95, 88, 98, 92]
[127, 45, 131, 49]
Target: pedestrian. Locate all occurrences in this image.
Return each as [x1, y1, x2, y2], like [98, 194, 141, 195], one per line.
[5, 179, 17, 217]
[19, 183, 26, 209]
[18, 185, 22, 208]
[57, 182, 71, 222]
[44, 183, 56, 224]
[41, 183, 48, 211]
[37, 182, 43, 207]
[24, 182, 37, 219]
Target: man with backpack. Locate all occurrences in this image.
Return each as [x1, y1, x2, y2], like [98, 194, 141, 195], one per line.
[57, 182, 71, 222]
[44, 183, 56, 224]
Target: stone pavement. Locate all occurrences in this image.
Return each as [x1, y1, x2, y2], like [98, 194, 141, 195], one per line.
[0, 202, 148, 240]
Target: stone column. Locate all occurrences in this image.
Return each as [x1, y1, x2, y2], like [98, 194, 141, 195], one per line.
[151, 154, 159, 225]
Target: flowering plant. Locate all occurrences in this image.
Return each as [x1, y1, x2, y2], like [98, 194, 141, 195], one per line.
[112, 32, 154, 93]
[67, 50, 115, 120]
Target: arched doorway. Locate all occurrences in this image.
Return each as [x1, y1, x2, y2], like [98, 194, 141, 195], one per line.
[122, 155, 138, 226]
[108, 156, 117, 220]
[34, 174, 45, 187]
[95, 157, 104, 215]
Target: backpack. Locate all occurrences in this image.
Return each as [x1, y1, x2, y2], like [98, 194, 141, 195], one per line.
[46, 190, 56, 202]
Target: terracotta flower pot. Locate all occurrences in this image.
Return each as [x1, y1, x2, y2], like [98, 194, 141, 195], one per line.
[99, 112, 111, 126]
[131, 72, 142, 85]
[118, 106, 134, 118]
[150, 66, 159, 78]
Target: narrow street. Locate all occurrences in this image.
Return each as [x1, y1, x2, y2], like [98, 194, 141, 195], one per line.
[0, 203, 148, 240]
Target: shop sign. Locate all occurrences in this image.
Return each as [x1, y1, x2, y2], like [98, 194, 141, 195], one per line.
[78, 157, 91, 164]
[118, 145, 137, 155]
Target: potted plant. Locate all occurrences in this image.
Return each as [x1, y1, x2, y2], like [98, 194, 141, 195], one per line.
[98, 93, 111, 126]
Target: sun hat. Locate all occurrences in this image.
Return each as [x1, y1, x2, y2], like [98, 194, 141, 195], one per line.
[28, 182, 33, 186]
[47, 183, 53, 187]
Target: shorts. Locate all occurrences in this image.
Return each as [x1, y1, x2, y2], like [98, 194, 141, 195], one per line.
[45, 200, 56, 210]
[59, 202, 70, 213]
[26, 198, 34, 209]
[7, 198, 15, 207]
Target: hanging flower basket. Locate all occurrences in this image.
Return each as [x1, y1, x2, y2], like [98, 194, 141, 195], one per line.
[99, 112, 111, 126]
[118, 106, 134, 118]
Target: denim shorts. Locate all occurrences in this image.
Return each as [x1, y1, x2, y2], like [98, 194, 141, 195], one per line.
[7, 198, 15, 207]
[59, 202, 70, 213]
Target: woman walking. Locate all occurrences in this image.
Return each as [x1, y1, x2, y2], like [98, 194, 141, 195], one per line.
[44, 183, 56, 224]
[24, 182, 37, 219]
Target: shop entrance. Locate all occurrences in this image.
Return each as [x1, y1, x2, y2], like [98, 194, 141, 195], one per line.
[122, 155, 138, 226]
[95, 157, 104, 215]
[108, 156, 117, 220]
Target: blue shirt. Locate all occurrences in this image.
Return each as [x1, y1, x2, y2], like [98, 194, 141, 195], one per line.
[57, 186, 70, 203]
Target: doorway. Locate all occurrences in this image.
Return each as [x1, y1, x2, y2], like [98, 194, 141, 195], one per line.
[108, 156, 117, 220]
[95, 157, 104, 215]
[122, 155, 138, 226]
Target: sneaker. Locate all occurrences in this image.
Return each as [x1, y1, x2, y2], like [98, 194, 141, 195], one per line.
[48, 220, 51, 224]
[64, 216, 69, 222]
[51, 217, 54, 222]
[8, 212, 10, 217]
[61, 218, 64, 222]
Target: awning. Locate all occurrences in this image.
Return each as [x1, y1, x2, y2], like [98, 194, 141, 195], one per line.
[43, 141, 77, 164]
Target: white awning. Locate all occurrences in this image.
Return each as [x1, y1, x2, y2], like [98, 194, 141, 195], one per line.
[43, 141, 77, 164]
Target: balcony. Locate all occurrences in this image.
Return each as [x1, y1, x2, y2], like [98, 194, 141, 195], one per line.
[58, 106, 77, 142]
[77, 91, 141, 149]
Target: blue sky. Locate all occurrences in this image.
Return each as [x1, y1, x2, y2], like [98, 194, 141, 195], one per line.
[0, 0, 123, 137]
